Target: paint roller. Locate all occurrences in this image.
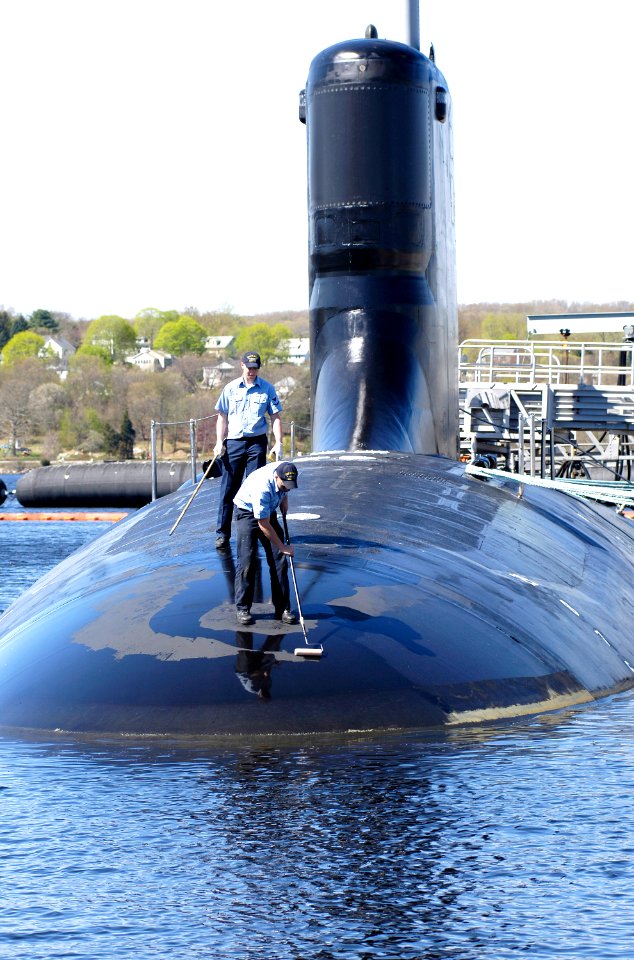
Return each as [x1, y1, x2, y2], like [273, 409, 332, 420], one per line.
[282, 514, 323, 660]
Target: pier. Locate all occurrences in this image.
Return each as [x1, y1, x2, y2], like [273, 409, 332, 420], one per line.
[460, 336, 634, 480]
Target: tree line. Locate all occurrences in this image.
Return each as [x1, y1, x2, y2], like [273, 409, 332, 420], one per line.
[458, 299, 634, 341]
[2, 298, 629, 462]
[0, 306, 310, 460]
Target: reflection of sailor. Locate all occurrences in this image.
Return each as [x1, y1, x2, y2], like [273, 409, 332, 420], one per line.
[233, 461, 298, 626]
[235, 632, 282, 700]
[215, 540, 237, 603]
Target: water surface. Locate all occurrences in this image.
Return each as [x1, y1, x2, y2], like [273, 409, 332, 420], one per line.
[1, 473, 634, 959]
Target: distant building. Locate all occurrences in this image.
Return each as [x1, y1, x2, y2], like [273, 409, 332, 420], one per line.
[126, 347, 173, 372]
[39, 335, 76, 365]
[204, 335, 234, 356]
[283, 338, 310, 365]
[274, 376, 297, 399]
[202, 359, 238, 388]
[39, 336, 76, 379]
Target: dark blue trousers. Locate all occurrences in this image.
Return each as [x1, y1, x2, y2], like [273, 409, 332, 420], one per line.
[216, 435, 267, 539]
[234, 510, 290, 614]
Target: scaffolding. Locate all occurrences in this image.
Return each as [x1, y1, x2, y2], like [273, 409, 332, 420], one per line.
[459, 339, 634, 481]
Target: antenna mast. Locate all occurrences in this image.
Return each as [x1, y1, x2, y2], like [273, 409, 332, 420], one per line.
[408, 0, 420, 50]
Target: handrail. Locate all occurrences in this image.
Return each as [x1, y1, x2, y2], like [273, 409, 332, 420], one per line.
[149, 414, 309, 500]
[150, 414, 219, 501]
[459, 339, 634, 388]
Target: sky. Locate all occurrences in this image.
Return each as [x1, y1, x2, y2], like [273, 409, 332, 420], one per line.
[2, 0, 634, 321]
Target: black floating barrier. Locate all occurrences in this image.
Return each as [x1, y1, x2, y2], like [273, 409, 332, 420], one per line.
[15, 462, 194, 508]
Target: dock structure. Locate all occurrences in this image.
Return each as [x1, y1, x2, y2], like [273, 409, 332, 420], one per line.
[459, 336, 634, 480]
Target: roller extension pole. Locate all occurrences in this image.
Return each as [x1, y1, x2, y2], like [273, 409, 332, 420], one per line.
[282, 515, 323, 659]
[169, 451, 221, 536]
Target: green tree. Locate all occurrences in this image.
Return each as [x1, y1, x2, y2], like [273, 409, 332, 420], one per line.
[233, 322, 292, 364]
[133, 308, 179, 345]
[10, 315, 29, 337]
[154, 315, 207, 356]
[99, 411, 136, 460]
[30, 308, 59, 332]
[199, 305, 244, 336]
[74, 343, 114, 364]
[0, 311, 12, 351]
[101, 422, 120, 457]
[1, 330, 45, 365]
[117, 410, 136, 459]
[85, 315, 137, 360]
[58, 408, 79, 449]
[480, 312, 525, 340]
[66, 355, 112, 423]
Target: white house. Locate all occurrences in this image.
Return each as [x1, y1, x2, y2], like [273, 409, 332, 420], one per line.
[273, 375, 297, 399]
[204, 335, 234, 356]
[38, 336, 76, 379]
[284, 338, 310, 365]
[202, 359, 238, 388]
[39, 336, 76, 365]
[126, 347, 173, 372]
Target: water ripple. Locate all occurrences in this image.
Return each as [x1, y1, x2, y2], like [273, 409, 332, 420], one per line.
[3, 484, 634, 958]
[0, 696, 632, 959]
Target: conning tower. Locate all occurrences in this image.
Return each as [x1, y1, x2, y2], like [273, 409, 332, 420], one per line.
[301, 26, 457, 455]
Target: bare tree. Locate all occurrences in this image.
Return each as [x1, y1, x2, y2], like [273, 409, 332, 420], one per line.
[126, 371, 183, 453]
[29, 381, 70, 432]
[0, 360, 52, 453]
[173, 353, 204, 393]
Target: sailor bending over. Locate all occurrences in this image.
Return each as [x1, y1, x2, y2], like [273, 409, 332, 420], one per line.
[232, 461, 298, 627]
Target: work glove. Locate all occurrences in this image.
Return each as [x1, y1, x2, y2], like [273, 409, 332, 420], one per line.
[270, 441, 283, 461]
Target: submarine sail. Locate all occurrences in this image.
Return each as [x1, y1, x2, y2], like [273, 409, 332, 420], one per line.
[302, 28, 457, 455]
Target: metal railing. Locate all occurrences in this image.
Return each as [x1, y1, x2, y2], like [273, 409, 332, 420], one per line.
[149, 414, 309, 500]
[150, 414, 217, 501]
[459, 339, 634, 387]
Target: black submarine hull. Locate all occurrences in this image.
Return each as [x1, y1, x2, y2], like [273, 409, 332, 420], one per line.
[1, 452, 634, 736]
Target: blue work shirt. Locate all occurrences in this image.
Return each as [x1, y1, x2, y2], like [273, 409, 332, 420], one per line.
[215, 375, 282, 439]
[233, 462, 286, 519]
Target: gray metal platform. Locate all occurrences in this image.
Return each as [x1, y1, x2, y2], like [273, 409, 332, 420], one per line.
[459, 339, 634, 479]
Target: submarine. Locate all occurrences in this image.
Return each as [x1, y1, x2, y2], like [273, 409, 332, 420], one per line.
[2, 24, 634, 737]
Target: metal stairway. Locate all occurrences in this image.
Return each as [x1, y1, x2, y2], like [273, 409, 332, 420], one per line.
[459, 340, 634, 478]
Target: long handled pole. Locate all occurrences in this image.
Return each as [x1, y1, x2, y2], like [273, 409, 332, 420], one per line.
[282, 515, 323, 658]
[282, 514, 308, 642]
[169, 451, 220, 536]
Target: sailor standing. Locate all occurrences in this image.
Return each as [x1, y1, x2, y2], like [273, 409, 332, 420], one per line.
[232, 461, 299, 626]
[213, 351, 284, 549]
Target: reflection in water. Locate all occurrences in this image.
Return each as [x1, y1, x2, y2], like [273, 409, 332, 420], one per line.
[2, 695, 634, 958]
[234, 631, 283, 699]
[217, 544, 237, 602]
[217, 540, 270, 609]
[223, 546, 285, 699]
